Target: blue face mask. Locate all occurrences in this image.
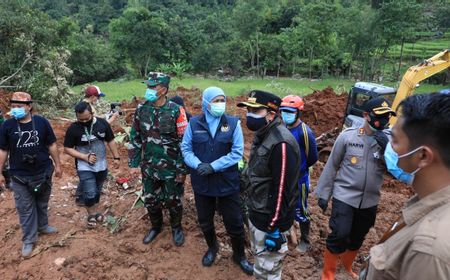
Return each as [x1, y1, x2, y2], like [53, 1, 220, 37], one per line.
[281, 111, 296, 125]
[10, 107, 27, 120]
[145, 88, 158, 102]
[209, 102, 226, 118]
[384, 142, 422, 185]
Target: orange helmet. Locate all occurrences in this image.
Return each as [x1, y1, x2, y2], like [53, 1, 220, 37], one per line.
[280, 95, 304, 112]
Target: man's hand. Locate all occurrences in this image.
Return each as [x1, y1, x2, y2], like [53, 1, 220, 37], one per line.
[264, 229, 287, 252]
[197, 163, 214, 176]
[54, 165, 62, 178]
[373, 131, 388, 153]
[175, 174, 186, 183]
[113, 158, 120, 170]
[84, 153, 97, 165]
[318, 198, 328, 213]
[0, 174, 5, 187]
[130, 167, 141, 176]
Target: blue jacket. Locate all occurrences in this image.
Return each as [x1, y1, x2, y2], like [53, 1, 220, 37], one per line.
[288, 122, 318, 182]
[181, 114, 243, 197]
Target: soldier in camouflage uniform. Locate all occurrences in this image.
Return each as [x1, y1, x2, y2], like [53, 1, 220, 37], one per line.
[128, 72, 188, 246]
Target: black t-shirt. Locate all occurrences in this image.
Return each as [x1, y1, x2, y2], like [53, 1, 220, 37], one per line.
[64, 117, 114, 148]
[0, 115, 57, 176]
[64, 117, 114, 171]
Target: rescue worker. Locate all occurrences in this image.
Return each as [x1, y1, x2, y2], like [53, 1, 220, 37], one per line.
[0, 92, 62, 257]
[181, 87, 253, 275]
[237, 90, 301, 280]
[315, 97, 394, 279]
[83, 85, 119, 125]
[365, 93, 450, 279]
[128, 72, 188, 246]
[280, 95, 318, 252]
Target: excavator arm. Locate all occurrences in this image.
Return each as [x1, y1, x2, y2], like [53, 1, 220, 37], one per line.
[390, 49, 450, 125]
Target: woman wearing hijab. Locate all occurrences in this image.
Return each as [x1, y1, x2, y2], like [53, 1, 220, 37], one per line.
[181, 87, 253, 275]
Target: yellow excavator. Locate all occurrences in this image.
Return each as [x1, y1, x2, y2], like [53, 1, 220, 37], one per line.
[343, 49, 450, 128]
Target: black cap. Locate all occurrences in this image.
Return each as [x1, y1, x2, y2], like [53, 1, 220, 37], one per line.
[237, 90, 281, 111]
[364, 97, 396, 116]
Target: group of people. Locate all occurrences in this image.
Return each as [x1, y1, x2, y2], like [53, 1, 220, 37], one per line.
[0, 71, 449, 280]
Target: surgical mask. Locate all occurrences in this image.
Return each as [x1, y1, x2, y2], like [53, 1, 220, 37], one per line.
[281, 111, 296, 125]
[384, 142, 423, 184]
[209, 102, 226, 118]
[384, 143, 413, 184]
[145, 88, 159, 102]
[246, 112, 268, 131]
[10, 107, 27, 120]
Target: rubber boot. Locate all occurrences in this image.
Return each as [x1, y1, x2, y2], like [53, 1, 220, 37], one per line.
[202, 229, 218, 266]
[297, 221, 311, 253]
[321, 248, 339, 280]
[169, 205, 184, 246]
[230, 236, 253, 276]
[143, 208, 162, 244]
[341, 249, 358, 279]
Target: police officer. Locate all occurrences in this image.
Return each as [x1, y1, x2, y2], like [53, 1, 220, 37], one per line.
[315, 97, 394, 280]
[0, 92, 62, 257]
[237, 90, 301, 280]
[181, 87, 253, 275]
[128, 72, 188, 246]
[280, 95, 318, 253]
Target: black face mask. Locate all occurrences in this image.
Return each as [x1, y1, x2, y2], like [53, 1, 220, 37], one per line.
[368, 113, 390, 131]
[79, 118, 93, 128]
[246, 113, 268, 131]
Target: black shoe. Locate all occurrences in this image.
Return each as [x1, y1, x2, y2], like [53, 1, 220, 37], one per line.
[143, 228, 161, 244]
[232, 256, 254, 276]
[202, 247, 218, 266]
[172, 227, 185, 246]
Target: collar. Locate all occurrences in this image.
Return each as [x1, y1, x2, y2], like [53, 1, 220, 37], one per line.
[402, 185, 450, 226]
[256, 115, 281, 139]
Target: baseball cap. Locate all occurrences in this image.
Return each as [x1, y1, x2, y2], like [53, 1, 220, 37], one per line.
[237, 90, 281, 111]
[10, 92, 33, 104]
[85, 85, 106, 97]
[364, 97, 396, 116]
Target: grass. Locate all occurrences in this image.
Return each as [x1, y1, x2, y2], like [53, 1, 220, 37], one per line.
[72, 77, 356, 101]
[72, 76, 446, 102]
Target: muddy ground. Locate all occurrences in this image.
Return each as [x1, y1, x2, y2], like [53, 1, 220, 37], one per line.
[0, 87, 413, 280]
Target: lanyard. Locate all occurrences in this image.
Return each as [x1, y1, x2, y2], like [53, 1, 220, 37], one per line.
[83, 118, 95, 153]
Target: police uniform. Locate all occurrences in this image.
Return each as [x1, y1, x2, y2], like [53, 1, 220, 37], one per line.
[315, 97, 395, 279]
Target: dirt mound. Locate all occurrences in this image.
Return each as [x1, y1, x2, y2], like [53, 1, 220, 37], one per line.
[0, 90, 12, 115]
[302, 86, 348, 136]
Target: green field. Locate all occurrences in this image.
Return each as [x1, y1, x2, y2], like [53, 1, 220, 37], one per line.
[72, 77, 446, 102]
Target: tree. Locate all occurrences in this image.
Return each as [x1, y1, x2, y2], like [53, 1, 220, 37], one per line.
[109, 7, 169, 76]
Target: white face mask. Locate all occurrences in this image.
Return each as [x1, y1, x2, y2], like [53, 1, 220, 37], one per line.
[397, 145, 424, 177]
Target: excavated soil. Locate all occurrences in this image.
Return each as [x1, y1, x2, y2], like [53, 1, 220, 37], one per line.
[0, 86, 412, 280]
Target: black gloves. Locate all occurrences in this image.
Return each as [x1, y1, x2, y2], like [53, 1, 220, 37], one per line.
[318, 198, 328, 213]
[265, 229, 286, 252]
[197, 163, 214, 176]
[373, 130, 388, 154]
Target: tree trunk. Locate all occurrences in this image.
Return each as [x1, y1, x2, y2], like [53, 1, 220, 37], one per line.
[256, 32, 260, 77]
[309, 47, 313, 79]
[397, 37, 405, 80]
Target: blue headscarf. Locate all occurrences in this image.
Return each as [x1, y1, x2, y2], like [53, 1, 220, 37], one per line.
[202, 87, 226, 136]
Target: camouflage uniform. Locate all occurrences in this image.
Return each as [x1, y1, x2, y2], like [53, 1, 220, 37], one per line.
[128, 99, 188, 230]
